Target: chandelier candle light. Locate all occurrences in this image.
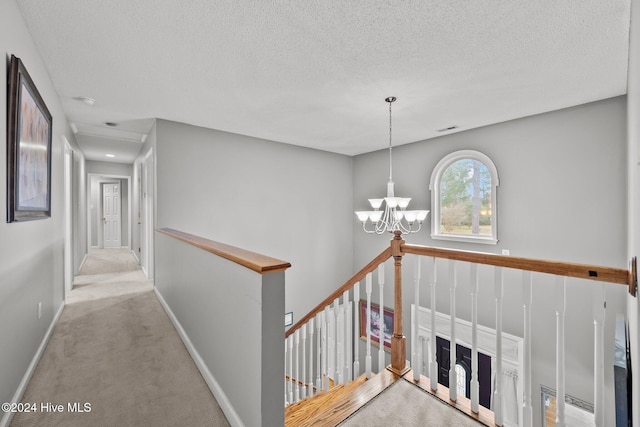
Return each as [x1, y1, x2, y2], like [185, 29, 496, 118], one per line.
[355, 97, 429, 234]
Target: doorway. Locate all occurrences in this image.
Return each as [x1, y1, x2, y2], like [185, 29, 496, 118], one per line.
[102, 182, 122, 248]
[436, 336, 492, 409]
[139, 149, 154, 279]
[87, 173, 131, 251]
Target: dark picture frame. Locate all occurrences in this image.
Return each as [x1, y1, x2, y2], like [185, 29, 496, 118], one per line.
[6, 55, 52, 222]
[358, 299, 394, 351]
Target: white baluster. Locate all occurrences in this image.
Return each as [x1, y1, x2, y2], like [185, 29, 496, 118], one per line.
[522, 271, 533, 427]
[470, 263, 480, 414]
[365, 273, 373, 379]
[413, 256, 421, 381]
[344, 289, 352, 383]
[322, 306, 329, 391]
[301, 324, 307, 400]
[327, 302, 335, 387]
[430, 257, 438, 392]
[295, 329, 300, 403]
[284, 338, 289, 406]
[494, 267, 504, 426]
[378, 262, 385, 373]
[316, 312, 322, 391]
[308, 317, 315, 398]
[593, 282, 605, 426]
[336, 297, 344, 385]
[353, 281, 360, 379]
[288, 335, 294, 404]
[420, 335, 426, 377]
[555, 276, 566, 427]
[449, 260, 458, 402]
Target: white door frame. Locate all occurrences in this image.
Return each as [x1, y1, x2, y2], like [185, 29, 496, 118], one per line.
[63, 138, 73, 295]
[140, 149, 154, 279]
[87, 173, 132, 251]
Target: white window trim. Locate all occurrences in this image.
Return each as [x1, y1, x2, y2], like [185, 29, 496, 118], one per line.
[429, 150, 499, 245]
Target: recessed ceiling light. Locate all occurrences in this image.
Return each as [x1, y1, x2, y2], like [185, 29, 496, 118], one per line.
[73, 96, 95, 106]
[105, 154, 115, 158]
[437, 125, 459, 133]
[70, 122, 78, 134]
[104, 122, 118, 127]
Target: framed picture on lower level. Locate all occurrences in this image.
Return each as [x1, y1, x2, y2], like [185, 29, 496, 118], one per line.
[358, 299, 393, 351]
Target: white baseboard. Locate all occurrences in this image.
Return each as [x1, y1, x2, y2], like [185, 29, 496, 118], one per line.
[77, 253, 88, 273]
[153, 288, 243, 427]
[1, 302, 65, 427]
[131, 249, 140, 263]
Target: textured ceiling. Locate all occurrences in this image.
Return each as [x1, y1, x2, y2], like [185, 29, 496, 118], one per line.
[16, 0, 631, 162]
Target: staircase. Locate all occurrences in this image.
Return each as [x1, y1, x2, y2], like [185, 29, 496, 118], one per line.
[284, 231, 637, 426]
[285, 369, 400, 427]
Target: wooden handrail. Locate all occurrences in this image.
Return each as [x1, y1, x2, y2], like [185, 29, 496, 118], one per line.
[402, 243, 633, 290]
[156, 228, 291, 274]
[285, 247, 392, 338]
[287, 242, 635, 340]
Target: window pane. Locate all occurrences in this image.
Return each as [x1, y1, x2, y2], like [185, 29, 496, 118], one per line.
[440, 159, 492, 236]
[455, 363, 467, 397]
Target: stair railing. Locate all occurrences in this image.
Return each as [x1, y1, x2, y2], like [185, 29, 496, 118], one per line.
[401, 233, 636, 427]
[284, 247, 392, 405]
[286, 229, 637, 427]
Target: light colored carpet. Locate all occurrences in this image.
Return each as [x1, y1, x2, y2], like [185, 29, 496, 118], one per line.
[67, 270, 153, 304]
[11, 250, 230, 427]
[70, 249, 152, 304]
[339, 379, 483, 427]
[79, 248, 141, 275]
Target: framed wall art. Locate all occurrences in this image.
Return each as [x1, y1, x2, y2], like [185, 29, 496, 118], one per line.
[358, 299, 394, 351]
[6, 54, 52, 222]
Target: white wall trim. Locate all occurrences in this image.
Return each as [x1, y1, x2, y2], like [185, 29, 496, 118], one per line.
[131, 249, 140, 263]
[78, 254, 88, 274]
[154, 287, 243, 427]
[0, 302, 65, 427]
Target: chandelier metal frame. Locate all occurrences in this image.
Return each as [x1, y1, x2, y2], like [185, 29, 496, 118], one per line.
[355, 97, 429, 234]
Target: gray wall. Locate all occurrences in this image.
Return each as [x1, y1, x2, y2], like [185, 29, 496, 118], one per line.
[86, 160, 133, 177]
[155, 119, 353, 324]
[0, 0, 85, 415]
[155, 232, 284, 427]
[353, 97, 628, 426]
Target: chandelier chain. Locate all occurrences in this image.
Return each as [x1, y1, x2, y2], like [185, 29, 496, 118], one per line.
[388, 98, 393, 182]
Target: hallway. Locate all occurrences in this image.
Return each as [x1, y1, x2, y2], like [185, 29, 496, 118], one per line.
[10, 249, 230, 427]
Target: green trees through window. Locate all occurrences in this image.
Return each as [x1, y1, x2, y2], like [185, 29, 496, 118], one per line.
[440, 159, 491, 236]
[430, 150, 498, 244]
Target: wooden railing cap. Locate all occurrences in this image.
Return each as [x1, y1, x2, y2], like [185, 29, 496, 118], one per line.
[401, 243, 631, 287]
[156, 227, 291, 274]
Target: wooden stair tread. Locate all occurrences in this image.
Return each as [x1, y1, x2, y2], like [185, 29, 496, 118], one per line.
[285, 369, 401, 427]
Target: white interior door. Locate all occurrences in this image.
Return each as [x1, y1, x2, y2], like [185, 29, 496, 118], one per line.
[103, 182, 122, 248]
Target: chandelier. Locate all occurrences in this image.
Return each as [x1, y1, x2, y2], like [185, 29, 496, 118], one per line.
[355, 97, 429, 234]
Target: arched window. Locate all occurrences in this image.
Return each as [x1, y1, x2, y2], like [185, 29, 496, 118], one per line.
[430, 150, 499, 244]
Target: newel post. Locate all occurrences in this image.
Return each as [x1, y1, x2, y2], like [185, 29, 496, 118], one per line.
[389, 230, 409, 375]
